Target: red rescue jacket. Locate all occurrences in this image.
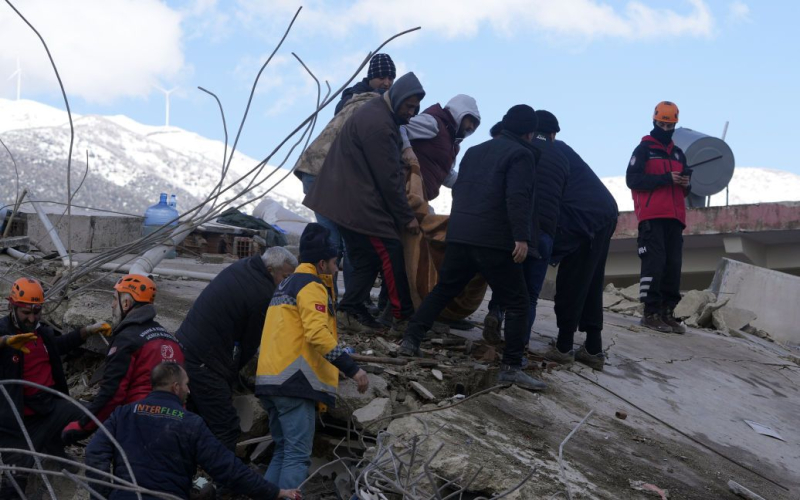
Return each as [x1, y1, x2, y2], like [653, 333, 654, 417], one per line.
[631, 136, 688, 226]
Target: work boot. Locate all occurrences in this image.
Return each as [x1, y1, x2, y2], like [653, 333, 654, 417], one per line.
[482, 308, 504, 344]
[640, 312, 673, 333]
[337, 310, 387, 335]
[398, 338, 422, 357]
[575, 345, 605, 371]
[388, 317, 409, 339]
[430, 321, 450, 336]
[544, 346, 575, 365]
[498, 364, 547, 391]
[661, 308, 686, 334]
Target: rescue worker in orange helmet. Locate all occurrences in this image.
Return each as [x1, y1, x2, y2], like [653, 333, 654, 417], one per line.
[0, 278, 113, 498]
[626, 101, 691, 334]
[62, 274, 185, 444]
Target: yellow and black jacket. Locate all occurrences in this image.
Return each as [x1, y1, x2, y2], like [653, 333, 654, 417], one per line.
[255, 263, 358, 407]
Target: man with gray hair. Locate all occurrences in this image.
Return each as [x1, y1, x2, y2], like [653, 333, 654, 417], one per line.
[176, 246, 298, 450]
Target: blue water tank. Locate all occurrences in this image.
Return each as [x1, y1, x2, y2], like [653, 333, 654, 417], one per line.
[143, 193, 180, 258]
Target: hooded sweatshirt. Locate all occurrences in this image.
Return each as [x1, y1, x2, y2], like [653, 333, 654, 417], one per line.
[387, 72, 426, 119]
[400, 94, 480, 200]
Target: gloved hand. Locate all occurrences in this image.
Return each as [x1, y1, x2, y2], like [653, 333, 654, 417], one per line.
[83, 322, 112, 337]
[2, 333, 38, 354]
[61, 421, 93, 445]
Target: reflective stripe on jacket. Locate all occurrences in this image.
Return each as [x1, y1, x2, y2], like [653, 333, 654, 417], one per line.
[255, 264, 358, 407]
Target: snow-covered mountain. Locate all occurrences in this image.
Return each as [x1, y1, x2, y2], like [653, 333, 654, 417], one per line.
[0, 98, 309, 217]
[3, 98, 800, 222]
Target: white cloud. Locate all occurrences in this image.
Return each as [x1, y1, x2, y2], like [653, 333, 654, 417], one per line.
[727, 1, 751, 24]
[235, 0, 715, 42]
[0, 0, 184, 104]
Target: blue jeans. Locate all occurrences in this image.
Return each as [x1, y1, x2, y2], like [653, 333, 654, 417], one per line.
[259, 396, 316, 489]
[522, 232, 554, 345]
[300, 173, 353, 295]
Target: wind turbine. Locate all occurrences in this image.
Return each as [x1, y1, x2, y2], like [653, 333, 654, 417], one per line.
[8, 58, 21, 100]
[154, 85, 177, 127]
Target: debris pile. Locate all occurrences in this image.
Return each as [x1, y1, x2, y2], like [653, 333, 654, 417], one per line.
[603, 284, 773, 341]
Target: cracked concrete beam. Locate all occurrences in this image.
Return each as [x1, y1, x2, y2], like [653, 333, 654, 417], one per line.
[723, 236, 767, 267]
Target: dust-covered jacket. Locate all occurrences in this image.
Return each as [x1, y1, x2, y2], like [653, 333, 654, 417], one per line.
[294, 91, 378, 179]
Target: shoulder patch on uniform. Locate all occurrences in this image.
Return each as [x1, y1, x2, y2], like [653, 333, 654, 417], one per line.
[629, 156, 636, 166]
[315, 303, 326, 313]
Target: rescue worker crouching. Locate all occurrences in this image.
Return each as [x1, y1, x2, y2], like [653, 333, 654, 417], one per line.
[256, 223, 369, 490]
[62, 274, 184, 444]
[0, 277, 112, 499]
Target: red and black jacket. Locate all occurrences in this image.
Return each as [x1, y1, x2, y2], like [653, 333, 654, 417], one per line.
[626, 135, 689, 226]
[81, 304, 184, 428]
[0, 316, 84, 434]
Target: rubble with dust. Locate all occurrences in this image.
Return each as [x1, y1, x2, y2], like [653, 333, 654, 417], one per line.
[602, 283, 774, 341]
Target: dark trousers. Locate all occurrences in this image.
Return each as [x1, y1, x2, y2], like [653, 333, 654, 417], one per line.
[637, 218, 683, 314]
[488, 232, 555, 345]
[184, 355, 240, 451]
[553, 221, 616, 354]
[405, 243, 529, 367]
[339, 227, 413, 320]
[0, 399, 85, 499]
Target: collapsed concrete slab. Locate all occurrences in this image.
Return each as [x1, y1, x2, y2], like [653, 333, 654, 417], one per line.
[711, 258, 800, 346]
[674, 290, 717, 319]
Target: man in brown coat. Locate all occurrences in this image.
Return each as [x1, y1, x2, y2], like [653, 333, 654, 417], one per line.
[304, 72, 425, 336]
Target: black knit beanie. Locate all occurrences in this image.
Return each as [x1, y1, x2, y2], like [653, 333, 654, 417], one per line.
[535, 110, 560, 134]
[367, 54, 396, 80]
[501, 105, 538, 135]
[299, 223, 337, 264]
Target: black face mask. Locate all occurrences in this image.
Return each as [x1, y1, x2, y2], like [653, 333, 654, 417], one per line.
[650, 122, 674, 145]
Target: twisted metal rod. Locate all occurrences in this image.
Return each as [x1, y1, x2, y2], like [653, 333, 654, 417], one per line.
[0, 380, 144, 500]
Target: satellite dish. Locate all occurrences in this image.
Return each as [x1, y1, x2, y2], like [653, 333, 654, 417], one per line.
[673, 127, 735, 198]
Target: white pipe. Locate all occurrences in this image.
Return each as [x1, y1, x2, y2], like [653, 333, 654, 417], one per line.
[4, 247, 34, 263]
[83, 260, 218, 281]
[128, 223, 194, 276]
[28, 193, 71, 267]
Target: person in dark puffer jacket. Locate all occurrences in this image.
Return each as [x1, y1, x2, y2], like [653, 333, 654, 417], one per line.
[483, 110, 570, 347]
[175, 247, 297, 451]
[86, 363, 301, 500]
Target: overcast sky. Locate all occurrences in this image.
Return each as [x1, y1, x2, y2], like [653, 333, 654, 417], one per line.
[2, 0, 798, 179]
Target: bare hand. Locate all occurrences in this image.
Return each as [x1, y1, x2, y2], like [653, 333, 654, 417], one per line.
[278, 489, 302, 500]
[670, 172, 683, 184]
[512, 241, 528, 263]
[352, 369, 369, 394]
[678, 175, 690, 187]
[405, 218, 421, 235]
[402, 147, 418, 165]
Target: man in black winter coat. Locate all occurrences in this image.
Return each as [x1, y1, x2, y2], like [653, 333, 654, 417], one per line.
[544, 140, 619, 371]
[86, 363, 301, 500]
[175, 247, 297, 450]
[483, 111, 570, 348]
[0, 277, 111, 499]
[399, 105, 547, 392]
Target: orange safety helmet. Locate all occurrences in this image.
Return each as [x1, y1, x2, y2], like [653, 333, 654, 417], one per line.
[8, 277, 45, 307]
[653, 101, 679, 123]
[114, 274, 157, 304]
